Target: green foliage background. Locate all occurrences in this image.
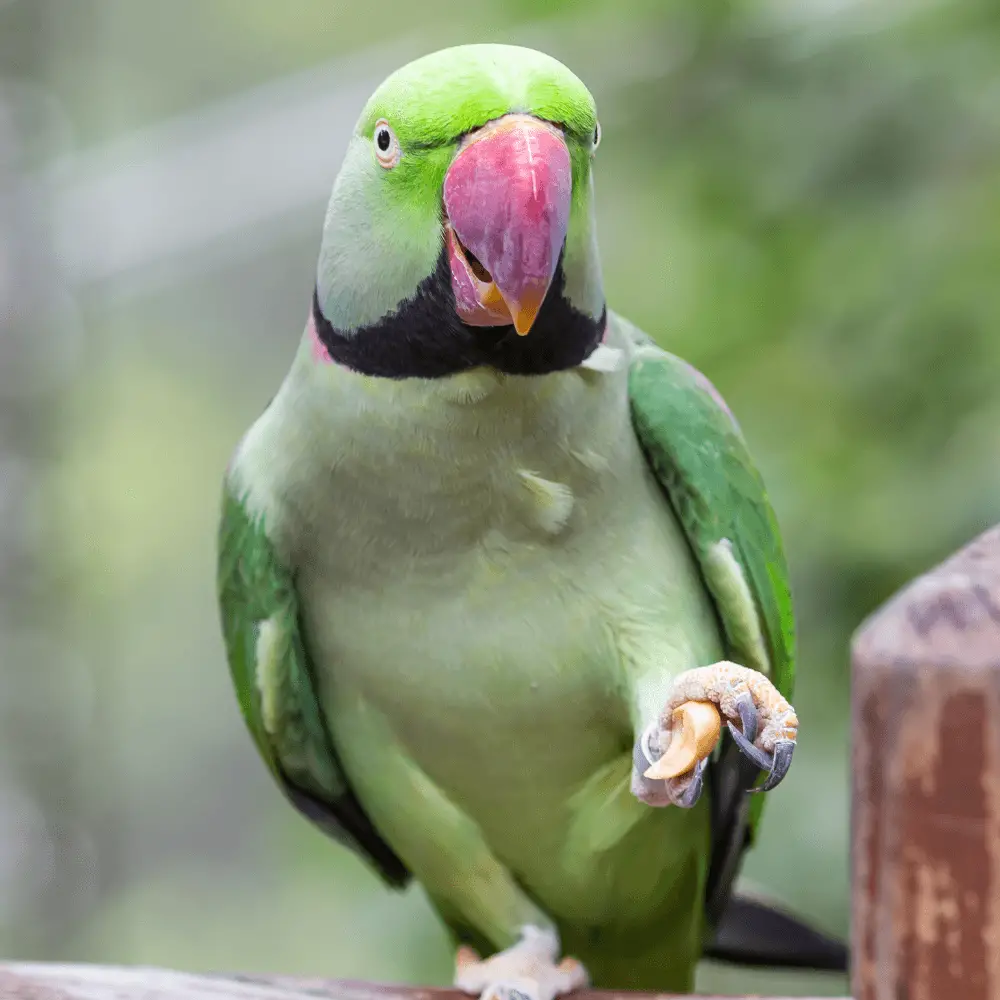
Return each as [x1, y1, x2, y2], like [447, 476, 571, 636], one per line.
[2, 0, 998, 995]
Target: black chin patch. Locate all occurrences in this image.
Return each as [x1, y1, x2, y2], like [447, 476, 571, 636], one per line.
[312, 245, 606, 378]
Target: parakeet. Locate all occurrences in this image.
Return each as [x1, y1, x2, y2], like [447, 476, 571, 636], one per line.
[218, 44, 845, 998]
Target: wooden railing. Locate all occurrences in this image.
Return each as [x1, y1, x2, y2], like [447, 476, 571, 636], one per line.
[3, 525, 998, 999]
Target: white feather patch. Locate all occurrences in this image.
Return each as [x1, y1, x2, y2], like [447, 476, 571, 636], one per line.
[517, 470, 575, 535]
[255, 616, 283, 735]
[578, 344, 624, 373]
[705, 538, 771, 676]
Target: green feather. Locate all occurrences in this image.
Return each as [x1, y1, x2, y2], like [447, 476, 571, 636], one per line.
[357, 45, 597, 149]
[217, 479, 410, 886]
[626, 336, 796, 836]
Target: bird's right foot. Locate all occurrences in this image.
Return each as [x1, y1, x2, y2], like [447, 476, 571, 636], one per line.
[631, 661, 798, 808]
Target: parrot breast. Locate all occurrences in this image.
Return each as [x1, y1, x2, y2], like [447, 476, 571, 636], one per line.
[231, 317, 723, 942]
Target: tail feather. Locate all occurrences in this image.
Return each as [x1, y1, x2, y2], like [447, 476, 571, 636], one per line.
[704, 893, 849, 973]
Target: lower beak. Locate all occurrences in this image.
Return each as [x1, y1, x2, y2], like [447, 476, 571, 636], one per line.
[443, 115, 572, 336]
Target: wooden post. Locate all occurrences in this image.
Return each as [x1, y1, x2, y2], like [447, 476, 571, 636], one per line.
[852, 524, 1000, 1000]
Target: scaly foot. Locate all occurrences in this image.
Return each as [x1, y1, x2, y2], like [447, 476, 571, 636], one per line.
[454, 926, 589, 1000]
[632, 661, 798, 808]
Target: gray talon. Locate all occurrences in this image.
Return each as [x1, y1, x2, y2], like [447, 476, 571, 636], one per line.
[488, 988, 531, 1000]
[733, 691, 759, 745]
[759, 739, 795, 792]
[727, 720, 772, 770]
[673, 758, 708, 808]
[726, 724, 795, 793]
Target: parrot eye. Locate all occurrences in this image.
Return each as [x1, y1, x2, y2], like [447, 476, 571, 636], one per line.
[592, 121, 601, 155]
[374, 119, 400, 169]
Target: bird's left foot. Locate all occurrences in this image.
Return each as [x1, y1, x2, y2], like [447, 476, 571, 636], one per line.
[454, 926, 589, 1000]
[632, 661, 798, 808]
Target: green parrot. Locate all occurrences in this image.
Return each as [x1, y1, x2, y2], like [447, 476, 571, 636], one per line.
[218, 44, 845, 997]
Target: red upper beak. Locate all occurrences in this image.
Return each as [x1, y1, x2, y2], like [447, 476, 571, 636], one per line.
[443, 115, 572, 336]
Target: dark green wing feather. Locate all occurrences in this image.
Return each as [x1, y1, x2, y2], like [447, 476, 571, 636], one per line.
[626, 333, 796, 926]
[217, 482, 410, 887]
[627, 345, 795, 707]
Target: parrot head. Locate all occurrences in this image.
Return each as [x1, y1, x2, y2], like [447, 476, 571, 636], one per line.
[313, 44, 606, 378]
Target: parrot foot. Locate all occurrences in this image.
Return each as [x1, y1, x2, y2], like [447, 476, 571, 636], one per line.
[454, 926, 589, 1000]
[634, 661, 798, 807]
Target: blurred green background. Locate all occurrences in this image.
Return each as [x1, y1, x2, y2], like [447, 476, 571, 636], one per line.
[1, 0, 998, 996]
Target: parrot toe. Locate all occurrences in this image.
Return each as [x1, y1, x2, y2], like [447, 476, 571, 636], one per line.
[668, 757, 708, 808]
[481, 987, 546, 1000]
[761, 739, 795, 791]
[732, 689, 759, 745]
[728, 726, 796, 792]
[454, 927, 589, 1000]
[488, 989, 532, 1000]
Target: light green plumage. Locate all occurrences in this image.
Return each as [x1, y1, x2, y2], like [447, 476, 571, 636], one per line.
[217, 44, 796, 995]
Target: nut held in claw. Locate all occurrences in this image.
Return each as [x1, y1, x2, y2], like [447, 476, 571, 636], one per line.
[644, 701, 723, 780]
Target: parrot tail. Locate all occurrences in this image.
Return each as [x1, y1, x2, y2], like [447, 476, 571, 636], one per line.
[703, 894, 849, 973]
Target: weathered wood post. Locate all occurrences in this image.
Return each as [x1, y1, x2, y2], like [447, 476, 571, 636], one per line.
[852, 524, 1000, 999]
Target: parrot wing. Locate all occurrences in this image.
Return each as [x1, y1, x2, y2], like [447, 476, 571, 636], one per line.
[625, 328, 845, 974]
[626, 337, 795, 704]
[624, 325, 802, 936]
[217, 480, 410, 888]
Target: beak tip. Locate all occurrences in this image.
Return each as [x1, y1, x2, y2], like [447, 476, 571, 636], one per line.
[509, 291, 547, 337]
